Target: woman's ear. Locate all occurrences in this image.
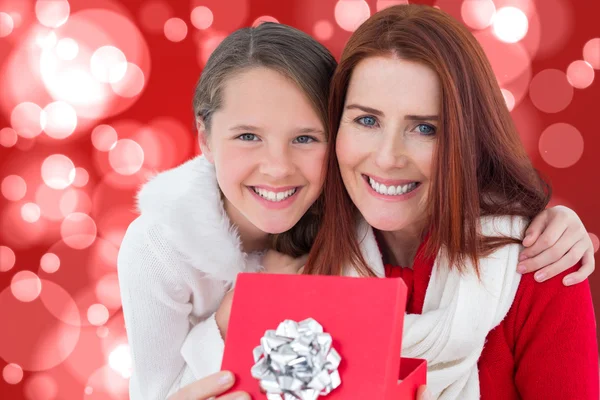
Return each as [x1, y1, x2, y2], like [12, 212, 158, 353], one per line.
[196, 115, 214, 163]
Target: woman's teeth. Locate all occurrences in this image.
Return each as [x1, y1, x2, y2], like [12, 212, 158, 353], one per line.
[368, 177, 418, 196]
[252, 187, 297, 202]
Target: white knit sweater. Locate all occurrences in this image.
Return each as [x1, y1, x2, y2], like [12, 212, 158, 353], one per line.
[117, 155, 264, 400]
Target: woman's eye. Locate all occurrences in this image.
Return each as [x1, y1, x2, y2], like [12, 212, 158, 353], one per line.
[415, 124, 436, 135]
[293, 135, 315, 144]
[356, 116, 378, 128]
[238, 133, 258, 141]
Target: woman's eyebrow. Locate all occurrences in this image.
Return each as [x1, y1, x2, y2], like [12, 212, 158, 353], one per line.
[345, 104, 384, 117]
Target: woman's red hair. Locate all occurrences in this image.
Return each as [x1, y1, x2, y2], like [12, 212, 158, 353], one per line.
[305, 4, 551, 277]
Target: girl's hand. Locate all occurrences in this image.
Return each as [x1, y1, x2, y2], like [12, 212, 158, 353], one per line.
[519, 205, 595, 286]
[416, 385, 433, 400]
[167, 371, 250, 400]
[261, 249, 308, 274]
[215, 250, 307, 339]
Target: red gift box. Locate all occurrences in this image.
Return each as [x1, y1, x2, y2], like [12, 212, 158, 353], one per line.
[221, 273, 427, 399]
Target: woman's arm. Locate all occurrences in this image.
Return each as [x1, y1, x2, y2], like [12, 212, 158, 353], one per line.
[512, 263, 599, 399]
[519, 206, 595, 285]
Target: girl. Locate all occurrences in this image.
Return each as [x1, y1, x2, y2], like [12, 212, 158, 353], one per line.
[119, 19, 595, 400]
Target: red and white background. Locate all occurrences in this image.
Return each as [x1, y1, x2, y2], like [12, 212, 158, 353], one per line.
[0, 0, 598, 398]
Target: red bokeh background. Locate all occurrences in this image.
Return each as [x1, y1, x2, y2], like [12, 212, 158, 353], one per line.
[0, 0, 598, 398]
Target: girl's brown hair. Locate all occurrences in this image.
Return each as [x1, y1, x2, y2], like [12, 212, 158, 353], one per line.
[306, 4, 551, 276]
[192, 22, 337, 257]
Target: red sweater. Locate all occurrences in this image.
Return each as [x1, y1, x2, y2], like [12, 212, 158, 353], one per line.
[385, 244, 599, 399]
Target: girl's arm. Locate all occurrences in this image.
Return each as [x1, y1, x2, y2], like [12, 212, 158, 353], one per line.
[519, 206, 595, 285]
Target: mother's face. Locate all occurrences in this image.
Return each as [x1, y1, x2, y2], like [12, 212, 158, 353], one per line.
[336, 56, 440, 233]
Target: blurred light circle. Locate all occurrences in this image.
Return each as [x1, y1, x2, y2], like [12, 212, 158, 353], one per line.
[35, 0, 70, 28]
[41, 154, 76, 189]
[108, 344, 132, 379]
[1, 175, 27, 201]
[0, 280, 81, 371]
[95, 273, 121, 309]
[36, 30, 58, 49]
[90, 46, 128, 84]
[110, 62, 145, 98]
[9, 11, 22, 28]
[97, 326, 109, 338]
[0, 12, 14, 37]
[85, 365, 129, 397]
[11, 270, 42, 302]
[42, 101, 78, 139]
[59, 187, 92, 217]
[73, 167, 89, 187]
[92, 124, 118, 152]
[87, 304, 109, 326]
[164, 17, 187, 42]
[334, 0, 371, 32]
[21, 203, 42, 223]
[11, 102, 45, 139]
[35, 184, 67, 221]
[583, 38, 600, 69]
[109, 139, 144, 175]
[461, 0, 496, 30]
[566, 60, 595, 89]
[529, 69, 573, 113]
[55, 37, 79, 60]
[138, 0, 173, 33]
[313, 20, 334, 41]
[493, 7, 528, 43]
[252, 16, 279, 27]
[539, 123, 584, 168]
[191, 6, 213, 30]
[0, 246, 16, 272]
[24, 373, 59, 400]
[501, 88, 516, 111]
[61, 212, 97, 249]
[3, 363, 23, 384]
[589, 233, 599, 253]
[376, 0, 409, 11]
[474, 31, 532, 86]
[198, 33, 227, 66]
[40, 253, 61, 274]
[0, 127, 18, 147]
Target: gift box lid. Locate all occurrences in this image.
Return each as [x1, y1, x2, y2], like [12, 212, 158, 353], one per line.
[221, 272, 415, 399]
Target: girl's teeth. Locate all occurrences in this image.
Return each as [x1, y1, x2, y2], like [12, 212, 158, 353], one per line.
[368, 177, 417, 196]
[253, 187, 297, 202]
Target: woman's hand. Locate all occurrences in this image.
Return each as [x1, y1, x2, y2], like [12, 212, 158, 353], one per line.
[215, 250, 308, 339]
[518, 205, 595, 285]
[167, 371, 249, 400]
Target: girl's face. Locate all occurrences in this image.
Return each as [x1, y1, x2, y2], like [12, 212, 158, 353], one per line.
[200, 67, 327, 234]
[336, 56, 439, 234]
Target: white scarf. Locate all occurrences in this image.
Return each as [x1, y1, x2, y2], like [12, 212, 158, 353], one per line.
[349, 215, 526, 399]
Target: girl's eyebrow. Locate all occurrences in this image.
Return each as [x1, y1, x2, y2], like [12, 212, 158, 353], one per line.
[229, 125, 324, 135]
[229, 124, 262, 132]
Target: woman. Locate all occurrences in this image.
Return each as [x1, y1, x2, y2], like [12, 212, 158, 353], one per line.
[305, 4, 598, 399]
[168, 6, 597, 400]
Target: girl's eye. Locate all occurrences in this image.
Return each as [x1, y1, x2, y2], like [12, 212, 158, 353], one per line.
[293, 135, 316, 144]
[238, 133, 258, 141]
[415, 124, 436, 136]
[355, 116, 378, 128]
